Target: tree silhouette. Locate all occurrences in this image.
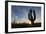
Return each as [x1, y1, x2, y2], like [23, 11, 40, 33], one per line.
[28, 9, 36, 25]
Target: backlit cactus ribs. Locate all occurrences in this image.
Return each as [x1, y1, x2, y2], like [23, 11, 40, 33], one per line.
[28, 9, 36, 25]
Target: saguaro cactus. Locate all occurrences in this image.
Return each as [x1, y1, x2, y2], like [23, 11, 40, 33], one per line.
[28, 9, 36, 25]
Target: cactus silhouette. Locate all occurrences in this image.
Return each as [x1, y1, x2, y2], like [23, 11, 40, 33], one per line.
[28, 9, 36, 25]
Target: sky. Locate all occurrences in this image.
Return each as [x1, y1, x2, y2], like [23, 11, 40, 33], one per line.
[11, 5, 41, 24]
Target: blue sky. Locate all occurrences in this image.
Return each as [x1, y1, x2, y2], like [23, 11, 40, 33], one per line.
[11, 5, 41, 23]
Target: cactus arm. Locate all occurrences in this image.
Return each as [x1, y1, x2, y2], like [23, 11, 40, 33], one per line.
[33, 10, 36, 21]
[28, 11, 33, 21]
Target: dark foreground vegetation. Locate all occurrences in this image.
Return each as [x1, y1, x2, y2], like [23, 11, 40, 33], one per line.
[11, 23, 41, 28]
